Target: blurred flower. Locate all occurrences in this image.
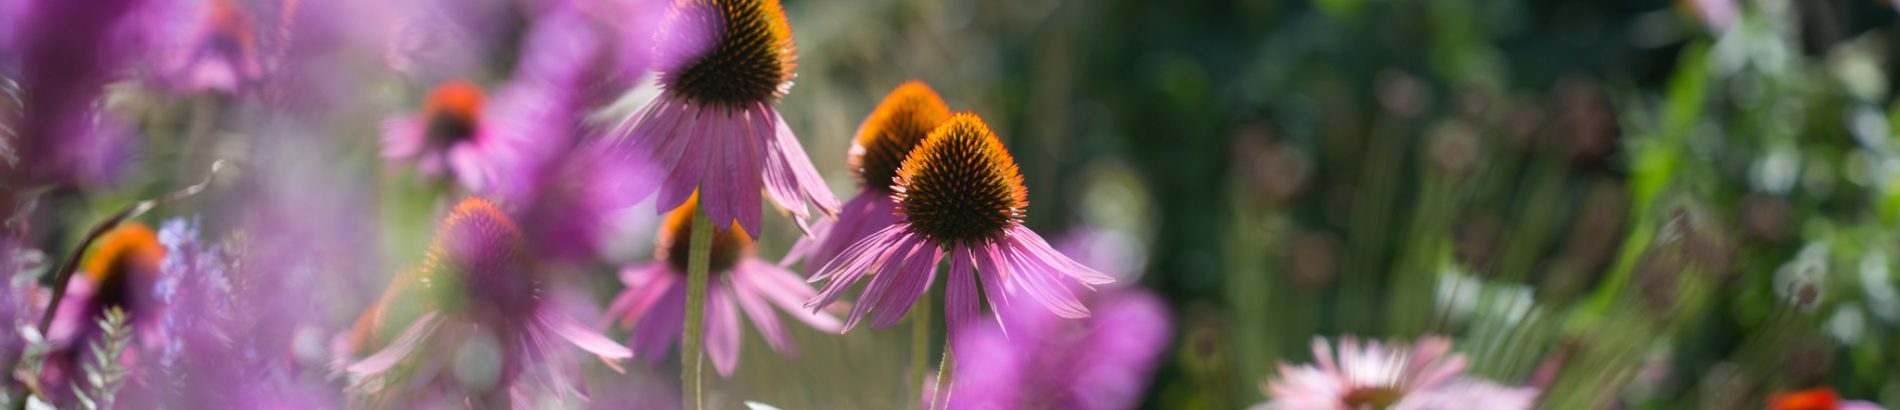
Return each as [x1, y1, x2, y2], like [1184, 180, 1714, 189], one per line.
[1679, 0, 1736, 32]
[42, 223, 167, 405]
[0, 0, 160, 188]
[784, 81, 950, 272]
[121, 217, 341, 407]
[807, 113, 1115, 337]
[1256, 336, 1537, 410]
[1767, 387, 1884, 410]
[154, 0, 264, 94]
[1775, 244, 1829, 313]
[949, 290, 1171, 409]
[486, 9, 660, 262]
[383, 80, 518, 192]
[346, 197, 631, 406]
[603, 193, 839, 376]
[603, 0, 839, 235]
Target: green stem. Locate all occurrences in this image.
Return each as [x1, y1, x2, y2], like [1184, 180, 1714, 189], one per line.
[929, 344, 955, 410]
[912, 289, 932, 406]
[682, 204, 714, 410]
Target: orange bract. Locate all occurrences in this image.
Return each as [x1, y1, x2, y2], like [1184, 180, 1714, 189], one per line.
[657, 192, 753, 274]
[84, 223, 165, 284]
[849, 81, 951, 193]
[893, 113, 1028, 245]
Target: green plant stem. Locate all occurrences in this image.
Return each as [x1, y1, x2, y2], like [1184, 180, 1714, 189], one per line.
[912, 289, 932, 406]
[682, 204, 714, 410]
[929, 344, 955, 410]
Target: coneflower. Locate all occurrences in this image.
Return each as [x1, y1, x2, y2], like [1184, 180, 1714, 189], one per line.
[806, 112, 1114, 337]
[382, 80, 518, 192]
[783, 81, 950, 272]
[346, 197, 630, 407]
[1767, 387, 1885, 410]
[156, 0, 263, 94]
[604, 193, 840, 376]
[604, 0, 838, 235]
[43, 223, 167, 406]
[1255, 336, 1538, 410]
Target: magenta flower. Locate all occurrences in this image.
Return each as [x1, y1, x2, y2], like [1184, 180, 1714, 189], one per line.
[783, 81, 950, 272]
[807, 113, 1115, 337]
[346, 197, 631, 406]
[38, 224, 167, 406]
[605, 193, 840, 376]
[484, 8, 662, 262]
[382, 80, 523, 192]
[603, 0, 839, 236]
[153, 0, 264, 94]
[1256, 336, 1538, 410]
[948, 289, 1171, 409]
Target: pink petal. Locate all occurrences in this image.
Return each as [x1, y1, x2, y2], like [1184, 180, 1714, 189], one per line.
[730, 265, 790, 352]
[768, 106, 840, 215]
[705, 285, 742, 376]
[347, 312, 441, 375]
[730, 107, 765, 236]
[632, 280, 688, 362]
[539, 309, 633, 360]
[870, 244, 942, 329]
[842, 234, 925, 331]
[944, 246, 980, 336]
[997, 239, 1090, 318]
[741, 260, 842, 331]
[1008, 225, 1116, 286]
[658, 104, 715, 213]
[970, 241, 1015, 338]
[380, 116, 426, 159]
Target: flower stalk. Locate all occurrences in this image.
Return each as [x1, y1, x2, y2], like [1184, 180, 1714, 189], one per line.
[682, 200, 715, 410]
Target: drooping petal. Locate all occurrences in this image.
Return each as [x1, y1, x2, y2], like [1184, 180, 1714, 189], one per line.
[944, 245, 980, 336]
[997, 240, 1090, 318]
[842, 233, 924, 331]
[741, 260, 841, 332]
[538, 308, 632, 360]
[1007, 225, 1115, 286]
[704, 285, 743, 376]
[347, 311, 441, 375]
[870, 244, 942, 328]
[729, 264, 790, 352]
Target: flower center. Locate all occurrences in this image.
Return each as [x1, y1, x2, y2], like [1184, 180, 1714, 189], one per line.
[849, 81, 949, 194]
[422, 81, 484, 146]
[658, 193, 753, 274]
[84, 224, 164, 313]
[1340, 386, 1403, 409]
[893, 113, 1027, 245]
[425, 198, 537, 314]
[655, 0, 796, 108]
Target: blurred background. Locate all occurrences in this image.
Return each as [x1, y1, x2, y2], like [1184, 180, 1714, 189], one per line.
[9, 0, 1900, 408]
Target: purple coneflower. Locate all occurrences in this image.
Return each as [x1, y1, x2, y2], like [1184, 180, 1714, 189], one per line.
[604, 0, 839, 235]
[783, 81, 950, 271]
[346, 197, 631, 407]
[486, 8, 660, 263]
[605, 193, 840, 376]
[806, 113, 1114, 336]
[41, 223, 167, 405]
[1768, 387, 1886, 410]
[156, 0, 263, 94]
[1256, 336, 1537, 410]
[382, 80, 518, 192]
